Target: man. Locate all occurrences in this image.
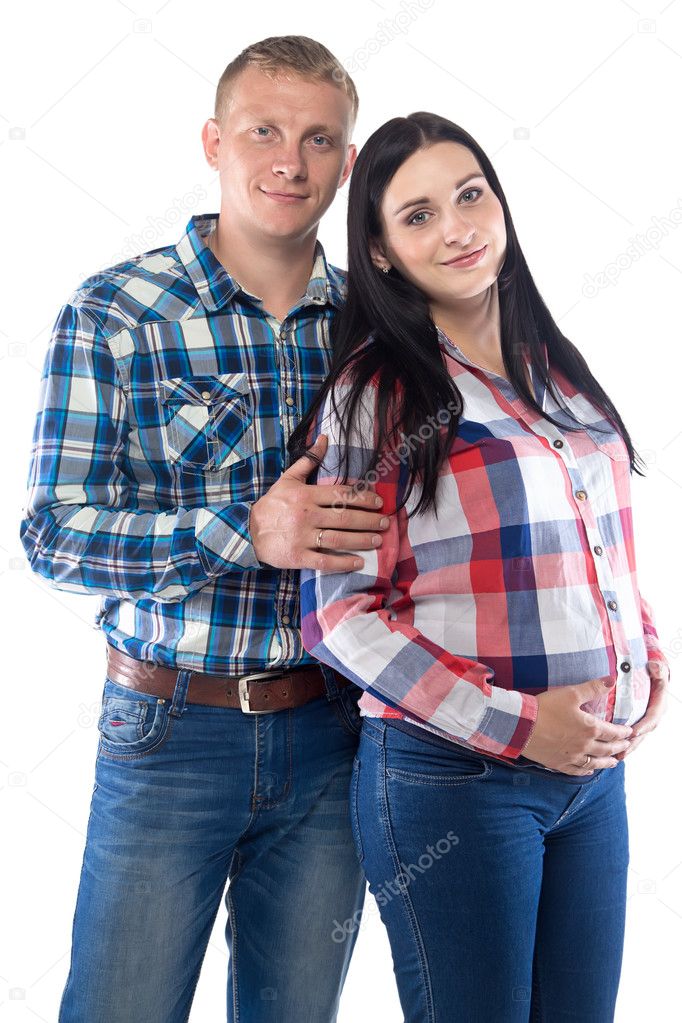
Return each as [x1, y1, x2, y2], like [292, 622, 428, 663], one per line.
[20, 35, 390, 1023]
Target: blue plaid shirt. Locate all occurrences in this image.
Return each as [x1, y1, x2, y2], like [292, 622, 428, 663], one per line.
[20, 213, 346, 673]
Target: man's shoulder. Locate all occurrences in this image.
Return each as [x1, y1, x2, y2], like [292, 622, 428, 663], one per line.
[64, 241, 196, 339]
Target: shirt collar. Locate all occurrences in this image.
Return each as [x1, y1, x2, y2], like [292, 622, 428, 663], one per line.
[177, 213, 346, 313]
[436, 326, 549, 409]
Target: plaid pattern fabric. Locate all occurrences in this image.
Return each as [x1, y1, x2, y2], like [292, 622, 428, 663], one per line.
[300, 329, 669, 766]
[20, 213, 346, 673]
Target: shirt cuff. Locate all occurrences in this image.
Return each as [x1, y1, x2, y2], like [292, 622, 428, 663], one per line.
[195, 501, 263, 575]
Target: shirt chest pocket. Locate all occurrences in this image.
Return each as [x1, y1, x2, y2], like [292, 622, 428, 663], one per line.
[157, 372, 254, 473]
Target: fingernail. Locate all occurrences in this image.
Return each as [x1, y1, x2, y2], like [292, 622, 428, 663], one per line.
[371, 535, 381, 546]
[354, 559, 364, 569]
[374, 495, 383, 507]
[379, 517, 390, 528]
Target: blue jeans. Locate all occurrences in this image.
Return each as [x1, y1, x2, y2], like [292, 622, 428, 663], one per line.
[58, 668, 366, 1023]
[351, 716, 630, 1023]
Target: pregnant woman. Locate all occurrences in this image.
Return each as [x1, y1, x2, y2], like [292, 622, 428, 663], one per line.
[288, 112, 670, 1022]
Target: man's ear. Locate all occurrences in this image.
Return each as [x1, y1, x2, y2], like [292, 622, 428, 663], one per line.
[201, 118, 220, 170]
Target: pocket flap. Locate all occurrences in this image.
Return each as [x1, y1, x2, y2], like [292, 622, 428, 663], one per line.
[158, 372, 248, 406]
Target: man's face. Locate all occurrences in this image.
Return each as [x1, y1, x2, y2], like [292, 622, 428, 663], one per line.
[202, 66, 356, 244]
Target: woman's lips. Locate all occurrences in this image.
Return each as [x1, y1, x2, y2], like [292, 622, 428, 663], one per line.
[443, 245, 487, 268]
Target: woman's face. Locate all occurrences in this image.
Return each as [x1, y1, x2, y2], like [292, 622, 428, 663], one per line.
[370, 141, 507, 307]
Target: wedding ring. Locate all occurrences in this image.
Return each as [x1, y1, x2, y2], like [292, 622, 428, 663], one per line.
[582, 753, 592, 767]
[316, 529, 325, 549]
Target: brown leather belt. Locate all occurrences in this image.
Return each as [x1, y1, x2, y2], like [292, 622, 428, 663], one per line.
[106, 644, 352, 713]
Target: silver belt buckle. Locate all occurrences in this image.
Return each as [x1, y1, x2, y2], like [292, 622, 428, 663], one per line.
[237, 671, 284, 714]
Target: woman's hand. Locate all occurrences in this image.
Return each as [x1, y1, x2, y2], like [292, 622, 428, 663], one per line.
[612, 660, 670, 761]
[520, 679, 634, 776]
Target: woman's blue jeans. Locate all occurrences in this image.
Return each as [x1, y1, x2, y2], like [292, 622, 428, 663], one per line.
[57, 669, 366, 1023]
[351, 716, 630, 1023]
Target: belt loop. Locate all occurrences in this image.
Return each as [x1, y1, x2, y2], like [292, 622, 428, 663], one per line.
[319, 664, 340, 701]
[169, 668, 193, 718]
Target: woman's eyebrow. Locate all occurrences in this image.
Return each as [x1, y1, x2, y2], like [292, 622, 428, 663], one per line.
[392, 173, 486, 216]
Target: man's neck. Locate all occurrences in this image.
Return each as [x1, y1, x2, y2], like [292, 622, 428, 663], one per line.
[207, 212, 319, 323]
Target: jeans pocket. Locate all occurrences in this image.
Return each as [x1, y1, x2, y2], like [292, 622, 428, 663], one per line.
[97, 678, 173, 760]
[330, 684, 363, 738]
[385, 724, 492, 786]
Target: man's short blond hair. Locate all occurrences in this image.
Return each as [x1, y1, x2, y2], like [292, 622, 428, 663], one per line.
[214, 35, 358, 130]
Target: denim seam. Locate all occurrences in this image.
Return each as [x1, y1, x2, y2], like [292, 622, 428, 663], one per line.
[331, 690, 362, 737]
[97, 708, 174, 760]
[552, 769, 604, 827]
[252, 709, 293, 810]
[385, 763, 492, 786]
[378, 730, 436, 1023]
[226, 849, 245, 1023]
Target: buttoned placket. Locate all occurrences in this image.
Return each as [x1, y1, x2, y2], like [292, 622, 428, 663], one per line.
[439, 331, 633, 724]
[263, 292, 330, 661]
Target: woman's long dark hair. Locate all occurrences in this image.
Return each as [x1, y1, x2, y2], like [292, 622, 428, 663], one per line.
[288, 112, 643, 516]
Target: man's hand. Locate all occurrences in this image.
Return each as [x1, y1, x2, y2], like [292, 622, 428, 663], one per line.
[613, 660, 670, 761]
[520, 679, 635, 776]
[249, 434, 391, 572]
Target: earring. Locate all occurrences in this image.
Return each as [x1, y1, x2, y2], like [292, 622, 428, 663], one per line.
[381, 265, 390, 274]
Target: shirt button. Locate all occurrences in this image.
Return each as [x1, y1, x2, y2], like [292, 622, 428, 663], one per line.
[280, 329, 288, 339]
[620, 661, 631, 673]
[608, 600, 618, 611]
[575, 490, 587, 501]
[201, 390, 211, 401]
[285, 396, 295, 407]
[281, 615, 291, 625]
[553, 439, 564, 448]
[594, 545, 603, 555]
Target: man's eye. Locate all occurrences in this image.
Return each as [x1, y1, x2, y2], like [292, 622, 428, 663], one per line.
[254, 127, 272, 137]
[311, 136, 331, 146]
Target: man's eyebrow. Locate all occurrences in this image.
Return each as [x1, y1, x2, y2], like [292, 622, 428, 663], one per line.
[242, 115, 342, 138]
[392, 173, 486, 216]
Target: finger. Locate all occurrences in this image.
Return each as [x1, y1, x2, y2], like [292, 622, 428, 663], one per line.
[302, 552, 365, 574]
[589, 737, 632, 758]
[614, 735, 647, 759]
[283, 435, 328, 480]
[312, 528, 384, 551]
[320, 511, 391, 534]
[315, 485, 384, 510]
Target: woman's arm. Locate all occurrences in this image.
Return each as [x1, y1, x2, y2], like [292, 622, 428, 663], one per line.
[639, 590, 670, 673]
[299, 375, 538, 760]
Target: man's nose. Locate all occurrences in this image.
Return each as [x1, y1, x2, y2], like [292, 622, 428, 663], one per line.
[272, 146, 307, 178]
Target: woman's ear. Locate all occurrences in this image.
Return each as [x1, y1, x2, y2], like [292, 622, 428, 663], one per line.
[369, 238, 390, 272]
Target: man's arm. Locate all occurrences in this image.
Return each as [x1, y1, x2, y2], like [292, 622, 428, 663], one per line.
[299, 374, 538, 760]
[19, 301, 262, 603]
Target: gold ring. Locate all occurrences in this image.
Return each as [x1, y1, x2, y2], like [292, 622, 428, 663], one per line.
[582, 753, 591, 767]
[316, 529, 325, 549]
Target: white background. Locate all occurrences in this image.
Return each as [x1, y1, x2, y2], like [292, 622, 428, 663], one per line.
[2, 0, 681, 1020]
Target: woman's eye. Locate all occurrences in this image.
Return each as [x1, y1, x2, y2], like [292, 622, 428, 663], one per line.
[408, 211, 430, 226]
[461, 187, 483, 202]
